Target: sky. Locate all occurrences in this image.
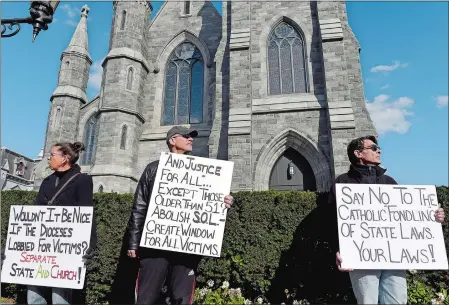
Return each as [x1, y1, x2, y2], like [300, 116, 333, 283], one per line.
[1, 1, 448, 186]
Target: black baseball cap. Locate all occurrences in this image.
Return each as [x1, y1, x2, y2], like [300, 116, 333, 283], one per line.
[166, 126, 198, 141]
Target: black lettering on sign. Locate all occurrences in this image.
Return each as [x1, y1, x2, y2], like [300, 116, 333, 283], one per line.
[7, 237, 35, 252]
[183, 199, 203, 210]
[61, 207, 91, 223]
[387, 205, 434, 222]
[340, 186, 365, 205]
[179, 236, 219, 256]
[40, 224, 73, 238]
[157, 182, 198, 200]
[8, 223, 21, 235]
[368, 187, 390, 205]
[145, 220, 180, 235]
[38, 238, 52, 252]
[46, 207, 56, 222]
[164, 154, 222, 176]
[180, 223, 216, 239]
[24, 223, 36, 237]
[9, 263, 34, 278]
[353, 240, 388, 263]
[387, 241, 432, 264]
[160, 168, 179, 183]
[393, 187, 414, 205]
[359, 222, 397, 239]
[340, 223, 355, 238]
[399, 223, 433, 240]
[193, 211, 218, 226]
[52, 239, 88, 255]
[180, 171, 202, 187]
[415, 188, 438, 207]
[151, 206, 190, 223]
[13, 206, 46, 222]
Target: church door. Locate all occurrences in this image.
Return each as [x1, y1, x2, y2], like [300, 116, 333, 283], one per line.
[269, 148, 316, 191]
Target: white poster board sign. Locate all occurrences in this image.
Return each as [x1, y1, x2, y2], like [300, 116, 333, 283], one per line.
[140, 152, 234, 257]
[336, 184, 448, 270]
[1, 205, 93, 289]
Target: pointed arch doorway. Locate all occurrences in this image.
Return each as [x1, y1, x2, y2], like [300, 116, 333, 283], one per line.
[269, 147, 316, 191]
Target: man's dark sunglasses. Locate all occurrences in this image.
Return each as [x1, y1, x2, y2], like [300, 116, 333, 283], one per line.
[362, 145, 380, 151]
[173, 134, 192, 139]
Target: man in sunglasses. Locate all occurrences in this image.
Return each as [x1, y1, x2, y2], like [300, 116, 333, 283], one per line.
[329, 135, 445, 304]
[126, 126, 234, 305]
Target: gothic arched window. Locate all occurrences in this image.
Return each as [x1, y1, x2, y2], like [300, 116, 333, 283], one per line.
[120, 125, 127, 150]
[120, 11, 126, 30]
[268, 21, 307, 95]
[98, 185, 104, 193]
[162, 41, 204, 125]
[126, 68, 133, 90]
[82, 114, 97, 165]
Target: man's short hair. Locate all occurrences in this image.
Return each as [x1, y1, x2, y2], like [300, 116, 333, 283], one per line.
[347, 135, 378, 165]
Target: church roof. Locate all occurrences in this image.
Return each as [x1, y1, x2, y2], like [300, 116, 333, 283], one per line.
[63, 4, 91, 62]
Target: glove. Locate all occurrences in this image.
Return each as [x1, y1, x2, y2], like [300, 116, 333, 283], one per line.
[82, 247, 96, 266]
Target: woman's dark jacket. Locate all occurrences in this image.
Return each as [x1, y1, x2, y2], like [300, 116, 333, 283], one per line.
[34, 165, 97, 249]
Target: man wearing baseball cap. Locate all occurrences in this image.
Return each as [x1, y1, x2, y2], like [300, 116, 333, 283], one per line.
[126, 126, 234, 305]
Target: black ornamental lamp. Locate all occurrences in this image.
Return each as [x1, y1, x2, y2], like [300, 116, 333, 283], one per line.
[287, 161, 295, 177]
[1, 1, 60, 42]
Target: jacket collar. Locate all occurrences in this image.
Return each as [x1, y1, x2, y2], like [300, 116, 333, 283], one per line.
[43, 166, 81, 201]
[348, 163, 387, 179]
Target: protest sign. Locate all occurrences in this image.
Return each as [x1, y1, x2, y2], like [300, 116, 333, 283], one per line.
[139, 152, 234, 257]
[1, 205, 93, 289]
[336, 184, 448, 270]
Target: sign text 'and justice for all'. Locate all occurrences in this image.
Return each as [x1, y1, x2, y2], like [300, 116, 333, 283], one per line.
[140, 152, 234, 257]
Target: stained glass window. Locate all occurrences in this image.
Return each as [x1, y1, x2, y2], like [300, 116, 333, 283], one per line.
[162, 42, 204, 126]
[82, 114, 97, 165]
[268, 21, 307, 95]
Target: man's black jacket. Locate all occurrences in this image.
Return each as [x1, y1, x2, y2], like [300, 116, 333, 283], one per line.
[328, 164, 397, 204]
[127, 160, 159, 250]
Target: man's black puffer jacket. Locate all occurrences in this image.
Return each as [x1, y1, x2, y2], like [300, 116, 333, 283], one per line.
[127, 160, 159, 250]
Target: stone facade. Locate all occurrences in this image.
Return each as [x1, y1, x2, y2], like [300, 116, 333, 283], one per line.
[35, 1, 377, 194]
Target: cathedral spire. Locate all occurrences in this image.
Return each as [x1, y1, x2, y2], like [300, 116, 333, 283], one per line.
[63, 4, 91, 61]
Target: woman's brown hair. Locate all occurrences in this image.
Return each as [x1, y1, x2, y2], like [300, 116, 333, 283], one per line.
[54, 141, 85, 166]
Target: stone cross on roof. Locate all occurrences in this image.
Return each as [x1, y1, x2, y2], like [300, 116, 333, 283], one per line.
[81, 4, 90, 17]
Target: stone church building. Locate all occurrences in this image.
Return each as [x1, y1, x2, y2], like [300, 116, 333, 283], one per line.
[34, 1, 377, 194]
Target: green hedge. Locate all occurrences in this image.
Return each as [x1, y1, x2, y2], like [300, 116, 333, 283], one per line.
[1, 188, 448, 304]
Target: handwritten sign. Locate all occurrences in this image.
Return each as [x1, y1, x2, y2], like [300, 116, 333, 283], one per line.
[336, 184, 448, 270]
[1, 205, 93, 289]
[139, 152, 234, 257]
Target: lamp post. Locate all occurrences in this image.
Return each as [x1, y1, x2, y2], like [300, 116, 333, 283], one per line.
[1, 1, 60, 42]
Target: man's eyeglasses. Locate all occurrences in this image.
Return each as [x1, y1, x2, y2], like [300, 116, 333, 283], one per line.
[362, 145, 380, 152]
